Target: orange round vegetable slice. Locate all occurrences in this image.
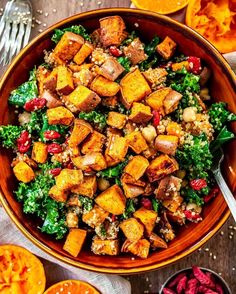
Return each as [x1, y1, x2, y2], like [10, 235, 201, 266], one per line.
[131, 0, 190, 15]
[186, 0, 236, 53]
[44, 280, 100, 294]
[0, 244, 46, 294]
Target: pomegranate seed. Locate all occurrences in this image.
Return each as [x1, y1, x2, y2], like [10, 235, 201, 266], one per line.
[24, 98, 47, 112]
[47, 143, 63, 154]
[152, 110, 161, 127]
[184, 210, 201, 221]
[190, 179, 207, 191]
[44, 130, 61, 140]
[49, 167, 62, 176]
[109, 46, 122, 57]
[141, 198, 152, 210]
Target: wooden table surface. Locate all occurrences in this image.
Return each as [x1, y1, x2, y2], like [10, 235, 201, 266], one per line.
[0, 0, 235, 293]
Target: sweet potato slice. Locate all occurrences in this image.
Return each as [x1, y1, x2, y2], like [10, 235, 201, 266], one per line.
[133, 207, 158, 236]
[56, 65, 74, 95]
[106, 111, 127, 129]
[72, 152, 107, 171]
[149, 232, 168, 249]
[95, 184, 126, 215]
[163, 90, 182, 114]
[71, 176, 97, 198]
[63, 229, 87, 257]
[106, 134, 128, 161]
[129, 102, 153, 123]
[122, 182, 145, 198]
[100, 57, 125, 81]
[68, 118, 93, 148]
[124, 38, 147, 65]
[81, 131, 106, 154]
[47, 106, 74, 125]
[91, 238, 119, 255]
[13, 161, 35, 183]
[120, 218, 144, 242]
[31, 142, 48, 164]
[166, 121, 182, 138]
[73, 42, 94, 65]
[156, 36, 177, 60]
[124, 155, 149, 180]
[49, 185, 69, 202]
[126, 131, 148, 154]
[146, 88, 171, 114]
[162, 194, 183, 213]
[155, 135, 179, 155]
[122, 239, 150, 259]
[36, 66, 50, 96]
[82, 205, 109, 228]
[90, 75, 120, 97]
[55, 168, 83, 191]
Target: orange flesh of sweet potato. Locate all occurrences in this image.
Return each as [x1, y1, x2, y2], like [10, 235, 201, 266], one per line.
[162, 194, 183, 213]
[124, 38, 147, 65]
[124, 155, 149, 180]
[100, 57, 125, 81]
[106, 111, 127, 129]
[63, 228, 87, 257]
[120, 217, 144, 242]
[121, 173, 146, 187]
[123, 239, 150, 259]
[72, 152, 107, 171]
[82, 205, 109, 228]
[166, 121, 182, 137]
[143, 68, 168, 86]
[163, 90, 182, 114]
[156, 36, 177, 60]
[49, 185, 68, 202]
[122, 182, 145, 198]
[55, 168, 83, 191]
[71, 175, 97, 198]
[149, 232, 168, 249]
[145, 87, 171, 114]
[133, 207, 158, 236]
[41, 89, 62, 108]
[155, 175, 182, 200]
[68, 118, 93, 148]
[155, 134, 179, 155]
[13, 161, 35, 183]
[47, 106, 74, 125]
[126, 131, 148, 154]
[56, 65, 74, 95]
[91, 238, 119, 255]
[106, 134, 128, 161]
[31, 142, 48, 164]
[43, 67, 58, 93]
[129, 102, 153, 123]
[81, 131, 106, 154]
[73, 42, 94, 65]
[171, 61, 190, 72]
[90, 75, 120, 97]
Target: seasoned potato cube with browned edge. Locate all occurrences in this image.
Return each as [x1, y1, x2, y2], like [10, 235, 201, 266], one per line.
[71, 175, 97, 198]
[41, 90, 63, 109]
[149, 232, 168, 249]
[92, 238, 119, 255]
[134, 207, 157, 236]
[146, 154, 179, 182]
[122, 239, 150, 259]
[171, 61, 190, 72]
[99, 15, 127, 47]
[124, 155, 149, 180]
[13, 161, 35, 183]
[95, 184, 126, 215]
[124, 38, 147, 65]
[102, 96, 118, 109]
[126, 131, 148, 154]
[47, 106, 74, 125]
[121, 173, 146, 187]
[81, 131, 106, 154]
[82, 205, 109, 228]
[163, 90, 182, 115]
[155, 175, 182, 200]
[72, 68, 93, 88]
[63, 228, 87, 257]
[90, 76, 120, 97]
[120, 218, 144, 242]
[155, 135, 179, 155]
[72, 152, 107, 171]
[104, 151, 121, 168]
[162, 194, 183, 213]
[73, 42, 93, 65]
[55, 168, 83, 191]
[68, 118, 93, 148]
[56, 66, 74, 95]
[143, 68, 168, 87]
[122, 182, 145, 198]
[36, 66, 50, 96]
[129, 102, 153, 123]
[66, 85, 101, 112]
[52, 32, 84, 64]
[146, 88, 171, 115]
[43, 68, 58, 92]
[156, 36, 177, 60]
[31, 142, 48, 164]
[100, 57, 125, 81]
[49, 185, 69, 202]
[106, 111, 127, 129]
[166, 121, 182, 138]
[106, 135, 128, 161]
[120, 69, 151, 109]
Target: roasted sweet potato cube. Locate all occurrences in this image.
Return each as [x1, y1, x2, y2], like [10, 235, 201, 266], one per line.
[63, 228, 87, 257]
[91, 238, 119, 255]
[99, 15, 127, 47]
[66, 85, 101, 112]
[146, 88, 171, 114]
[49, 185, 68, 202]
[81, 131, 106, 154]
[166, 209, 185, 225]
[100, 57, 125, 81]
[104, 151, 121, 167]
[143, 68, 168, 87]
[126, 131, 148, 154]
[82, 205, 109, 228]
[106, 111, 127, 129]
[47, 106, 74, 125]
[124, 38, 147, 65]
[171, 60, 190, 72]
[121, 173, 146, 187]
[106, 134, 128, 161]
[68, 118, 93, 148]
[156, 36, 177, 60]
[133, 208, 157, 236]
[72, 152, 107, 171]
[155, 175, 182, 200]
[129, 102, 153, 123]
[162, 194, 183, 213]
[71, 176, 97, 198]
[13, 161, 35, 183]
[101, 96, 118, 109]
[155, 135, 179, 155]
[90, 75, 120, 97]
[41, 89, 62, 108]
[43, 67, 58, 93]
[56, 66, 74, 95]
[55, 168, 83, 191]
[149, 233, 168, 249]
[124, 155, 149, 180]
[122, 183, 145, 198]
[122, 239, 150, 259]
[95, 184, 126, 215]
[146, 154, 179, 182]
[36, 66, 50, 96]
[120, 218, 144, 242]
[53, 32, 84, 63]
[120, 69, 151, 108]
[73, 42, 93, 65]
[31, 142, 48, 164]
[166, 121, 182, 137]
[142, 145, 157, 159]
[163, 90, 182, 115]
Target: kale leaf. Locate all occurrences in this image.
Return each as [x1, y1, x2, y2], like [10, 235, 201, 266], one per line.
[170, 71, 200, 94]
[139, 36, 160, 71]
[117, 56, 131, 72]
[210, 126, 235, 153]
[79, 111, 107, 129]
[152, 198, 160, 212]
[97, 159, 128, 179]
[121, 31, 137, 46]
[9, 69, 38, 107]
[79, 196, 93, 212]
[51, 25, 91, 43]
[144, 36, 160, 56]
[181, 187, 204, 206]
[26, 109, 45, 134]
[0, 125, 23, 149]
[122, 199, 135, 219]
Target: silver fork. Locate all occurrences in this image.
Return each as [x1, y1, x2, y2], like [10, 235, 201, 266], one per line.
[0, 0, 32, 66]
[212, 148, 236, 222]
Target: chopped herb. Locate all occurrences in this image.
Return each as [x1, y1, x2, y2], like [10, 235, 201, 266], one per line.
[122, 199, 135, 219]
[121, 31, 137, 46]
[79, 196, 93, 212]
[117, 56, 131, 72]
[79, 111, 107, 130]
[0, 125, 23, 149]
[97, 159, 128, 179]
[152, 198, 160, 212]
[210, 126, 235, 153]
[51, 25, 91, 43]
[181, 187, 204, 206]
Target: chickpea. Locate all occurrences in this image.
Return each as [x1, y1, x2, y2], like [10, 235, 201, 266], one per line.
[186, 203, 202, 214]
[141, 125, 157, 143]
[182, 107, 197, 122]
[66, 212, 79, 228]
[18, 111, 31, 125]
[97, 178, 110, 191]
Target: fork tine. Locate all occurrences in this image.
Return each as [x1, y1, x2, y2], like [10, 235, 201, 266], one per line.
[12, 21, 24, 57]
[0, 0, 12, 36]
[0, 21, 12, 65]
[7, 21, 19, 63]
[0, 19, 11, 55]
[22, 19, 32, 48]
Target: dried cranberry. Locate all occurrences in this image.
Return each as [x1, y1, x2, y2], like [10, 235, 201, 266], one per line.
[49, 167, 62, 176]
[109, 46, 122, 57]
[188, 56, 202, 75]
[17, 130, 31, 153]
[47, 143, 63, 154]
[184, 210, 202, 221]
[190, 179, 207, 191]
[44, 130, 61, 140]
[66, 161, 74, 169]
[204, 187, 220, 203]
[152, 110, 161, 127]
[141, 198, 152, 210]
[111, 214, 117, 222]
[24, 98, 47, 112]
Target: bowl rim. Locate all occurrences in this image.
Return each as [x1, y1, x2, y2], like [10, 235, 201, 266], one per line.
[0, 7, 234, 274]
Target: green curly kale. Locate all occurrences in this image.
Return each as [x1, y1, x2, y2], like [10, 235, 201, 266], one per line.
[121, 31, 137, 46]
[79, 111, 107, 129]
[0, 125, 23, 148]
[181, 187, 204, 206]
[170, 71, 200, 94]
[122, 199, 135, 219]
[117, 56, 131, 72]
[139, 36, 160, 71]
[79, 196, 93, 212]
[97, 159, 128, 179]
[210, 126, 235, 153]
[51, 25, 91, 43]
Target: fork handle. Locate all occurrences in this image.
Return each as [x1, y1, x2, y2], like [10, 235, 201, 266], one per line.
[214, 170, 236, 222]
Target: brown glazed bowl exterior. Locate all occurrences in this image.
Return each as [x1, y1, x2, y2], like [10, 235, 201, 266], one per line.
[0, 8, 235, 274]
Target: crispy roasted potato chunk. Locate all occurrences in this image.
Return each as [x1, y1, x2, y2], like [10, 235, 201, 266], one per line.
[81, 131, 106, 154]
[31, 142, 48, 164]
[124, 155, 149, 180]
[95, 184, 126, 215]
[49, 185, 69, 202]
[129, 102, 153, 123]
[145, 88, 171, 114]
[47, 106, 74, 125]
[156, 36, 177, 60]
[122, 239, 150, 259]
[55, 168, 83, 191]
[122, 182, 145, 198]
[106, 135, 128, 161]
[56, 66, 74, 95]
[63, 228, 87, 257]
[71, 176, 97, 198]
[163, 90, 182, 114]
[100, 57, 125, 81]
[106, 111, 127, 129]
[72, 152, 107, 171]
[13, 161, 35, 183]
[126, 131, 148, 154]
[124, 38, 147, 65]
[73, 42, 93, 65]
[40, 89, 62, 109]
[133, 208, 157, 236]
[120, 218, 144, 242]
[149, 233, 168, 249]
[162, 194, 183, 213]
[43, 67, 58, 92]
[82, 205, 109, 228]
[36, 66, 50, 96]
[155, 135, 179, 155]
[121, 173, 146, 187]
[143, 68, 168, 87]
[92, 238, 119, 255]
[68, 118, 93, 148]
[155, 175, 182, 200]
[90, 75, 120, 97]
